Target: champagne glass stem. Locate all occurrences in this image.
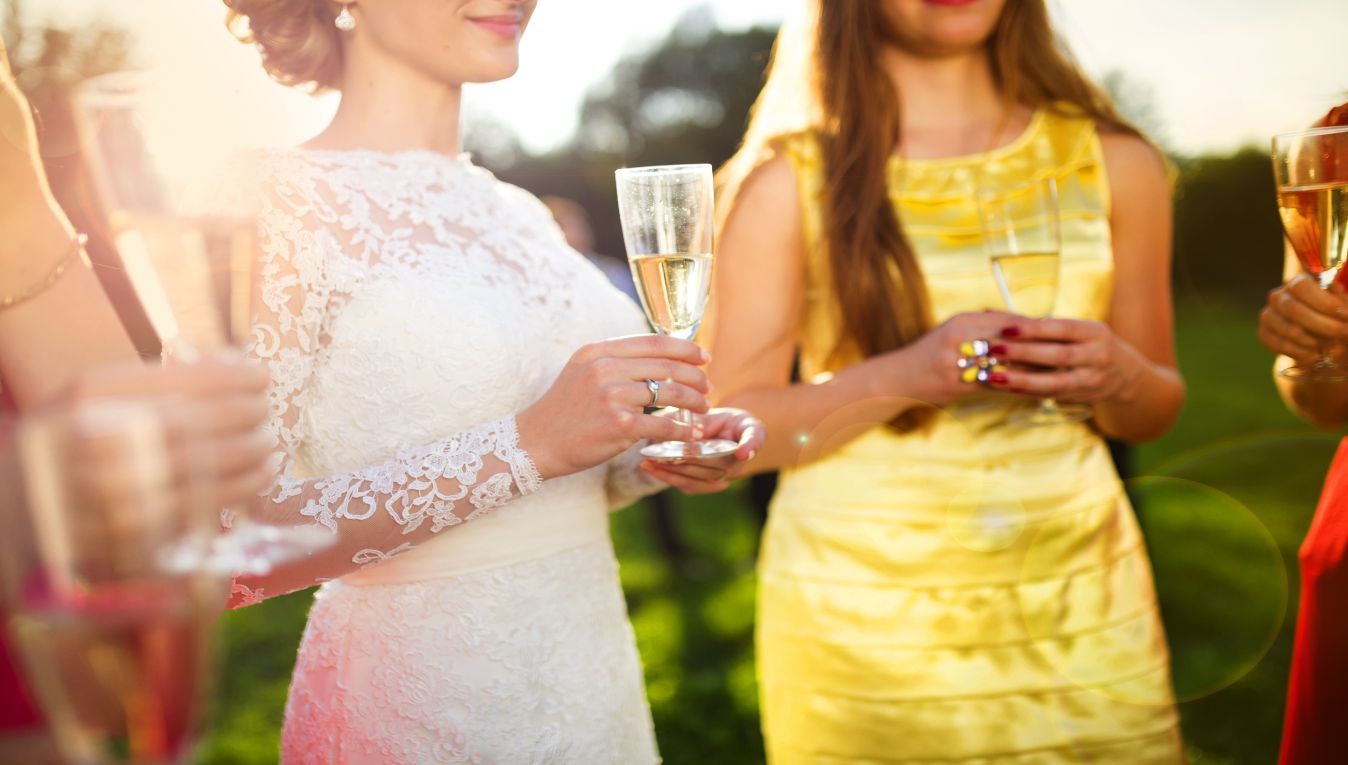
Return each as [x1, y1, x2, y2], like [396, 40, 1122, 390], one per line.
[993, 266, 1057, 414]
[672, 402, 695, 444]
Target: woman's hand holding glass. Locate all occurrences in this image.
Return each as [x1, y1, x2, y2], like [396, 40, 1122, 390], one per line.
[984, 317, 1139, 404]
[1258, 273, 1348, 367]
[56, 357, 273, 511]
[515, 334, 765, 491]
[880, 310, 1023, 407]
[0, 357, 272, 765]
[638, 409, 766, 495]
[516, 335, 713, 481]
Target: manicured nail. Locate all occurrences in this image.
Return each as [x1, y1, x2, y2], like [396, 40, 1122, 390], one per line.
[989, 372, 1009, 385]
[747, 449, 757, 461]
[990, 343, 1008, 356]
[1000, 326, 1021, 338]
[699, 349, 712, 364]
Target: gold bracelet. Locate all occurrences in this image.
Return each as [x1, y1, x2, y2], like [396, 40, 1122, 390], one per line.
[0, 232, 88, 311]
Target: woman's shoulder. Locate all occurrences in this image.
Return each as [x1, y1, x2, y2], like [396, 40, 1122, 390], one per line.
[768, 129, 824, 170]
[255, 146, 483, 194]
[1095, 129, 1164, 168]
[1039, 102, 1160, 158]
[1096, 130, 1170, 216]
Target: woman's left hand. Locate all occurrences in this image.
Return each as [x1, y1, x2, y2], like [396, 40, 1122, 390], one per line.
[638, 407, 765, 495]
[986, 317, 1138, 404]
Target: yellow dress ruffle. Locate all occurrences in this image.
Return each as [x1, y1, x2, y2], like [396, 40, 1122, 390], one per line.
[758, 108, 1183, 764]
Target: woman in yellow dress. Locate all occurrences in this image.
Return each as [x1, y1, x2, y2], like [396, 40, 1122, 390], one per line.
[698, 0, 1185, 761]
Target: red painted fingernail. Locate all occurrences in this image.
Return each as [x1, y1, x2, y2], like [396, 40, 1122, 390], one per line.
[990, 343, 1008, 356]
[1001, 326, 1021, 338]
[989, 372, 1009, 385]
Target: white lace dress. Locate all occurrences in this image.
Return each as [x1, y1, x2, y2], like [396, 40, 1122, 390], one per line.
[235, 148, 663, 765]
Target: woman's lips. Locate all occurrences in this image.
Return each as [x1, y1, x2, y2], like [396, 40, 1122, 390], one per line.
[924, 0, 980, 6]
[469, 15, 522, 39]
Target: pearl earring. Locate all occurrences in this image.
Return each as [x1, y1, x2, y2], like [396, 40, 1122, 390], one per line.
[335, 5, 356, 31]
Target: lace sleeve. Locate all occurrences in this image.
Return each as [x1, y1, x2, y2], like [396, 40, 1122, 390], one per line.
[227, 170, 542, 607]
[604, 443, 666, 510]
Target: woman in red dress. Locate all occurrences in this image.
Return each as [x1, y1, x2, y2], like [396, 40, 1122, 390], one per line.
[1257, 101, 1348, 765]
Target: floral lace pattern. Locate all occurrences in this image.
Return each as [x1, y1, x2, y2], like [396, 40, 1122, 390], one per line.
[236, 148, 661, 762]
[282, 540, 658, 765]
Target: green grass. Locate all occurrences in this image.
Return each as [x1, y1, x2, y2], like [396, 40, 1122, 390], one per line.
[1134, 296, 1333, 764]
[198, 297, 1327, 764]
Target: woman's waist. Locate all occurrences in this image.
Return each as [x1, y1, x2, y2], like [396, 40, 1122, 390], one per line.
[776, 415, 1123, 519]
[342, 485, 610, 587]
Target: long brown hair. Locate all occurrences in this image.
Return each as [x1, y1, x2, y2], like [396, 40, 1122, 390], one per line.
[717, 0, 1141, 428]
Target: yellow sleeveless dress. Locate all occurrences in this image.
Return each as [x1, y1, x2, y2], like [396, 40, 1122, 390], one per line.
[758, 109, 1184, 764]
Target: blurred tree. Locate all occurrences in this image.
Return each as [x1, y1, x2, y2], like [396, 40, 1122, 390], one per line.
[1172, 148, 1284, 305]
[1101, 68, 1169, 150]
[485, 8, 778, 259]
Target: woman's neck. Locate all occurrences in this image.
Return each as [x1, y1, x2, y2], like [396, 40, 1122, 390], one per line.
[882, 45, 1029, 158]
[884, 45, 1003, 131]
[306, 47, 463, 156]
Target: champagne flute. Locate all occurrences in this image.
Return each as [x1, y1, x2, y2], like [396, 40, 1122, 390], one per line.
[1271, 125, 1348, 381]
[72, 70, 331, 574]
[978, 176, 1092, 427]
[615, 164, 736, 461]
[0, 400, 221, 765]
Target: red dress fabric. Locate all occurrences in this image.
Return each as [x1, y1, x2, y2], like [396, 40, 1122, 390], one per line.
[0, 385, 43, 733]
[1280, 438, 1348, 764]
[1279, 102, 1348, 765]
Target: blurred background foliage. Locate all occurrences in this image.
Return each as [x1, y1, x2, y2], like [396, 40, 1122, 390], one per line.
[5, 2, 1331, 763]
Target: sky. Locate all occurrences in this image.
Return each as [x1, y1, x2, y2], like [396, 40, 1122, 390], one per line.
[15, 0, 1348, 157]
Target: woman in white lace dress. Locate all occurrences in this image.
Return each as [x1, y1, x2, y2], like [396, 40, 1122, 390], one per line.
[220, 1, 763, 762]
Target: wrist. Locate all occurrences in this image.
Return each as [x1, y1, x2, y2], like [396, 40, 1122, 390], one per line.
[1101, 338, 1147, 406]
[852, 346, 943, 413]
[513, 405, 563, 482]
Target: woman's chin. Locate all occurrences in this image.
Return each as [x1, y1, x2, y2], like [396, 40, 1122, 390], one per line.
[451, 55, 521, 85]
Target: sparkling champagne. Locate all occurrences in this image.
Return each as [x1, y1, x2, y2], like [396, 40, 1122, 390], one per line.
[108, 212, 256, 356]
[1278, 182, 1348, 287]
[990, 251, 1060, 318]
[628, 253, 712, 340]
[9, 580, 214, 765]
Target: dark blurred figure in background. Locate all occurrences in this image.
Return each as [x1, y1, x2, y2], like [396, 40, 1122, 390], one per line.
[1257, 99, 1348, 765]
[543, 195, 640, 303]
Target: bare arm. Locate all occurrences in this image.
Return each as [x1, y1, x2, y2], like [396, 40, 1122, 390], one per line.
[1092, 133, 1185, 441]
[231, 178, 718, 601]
[0, 39, 137, 407]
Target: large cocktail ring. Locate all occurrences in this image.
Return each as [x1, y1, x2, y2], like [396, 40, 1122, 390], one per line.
[956, 339, 1004, 384]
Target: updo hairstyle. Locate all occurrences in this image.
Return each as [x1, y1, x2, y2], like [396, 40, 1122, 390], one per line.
[223, 0, 345, 92]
